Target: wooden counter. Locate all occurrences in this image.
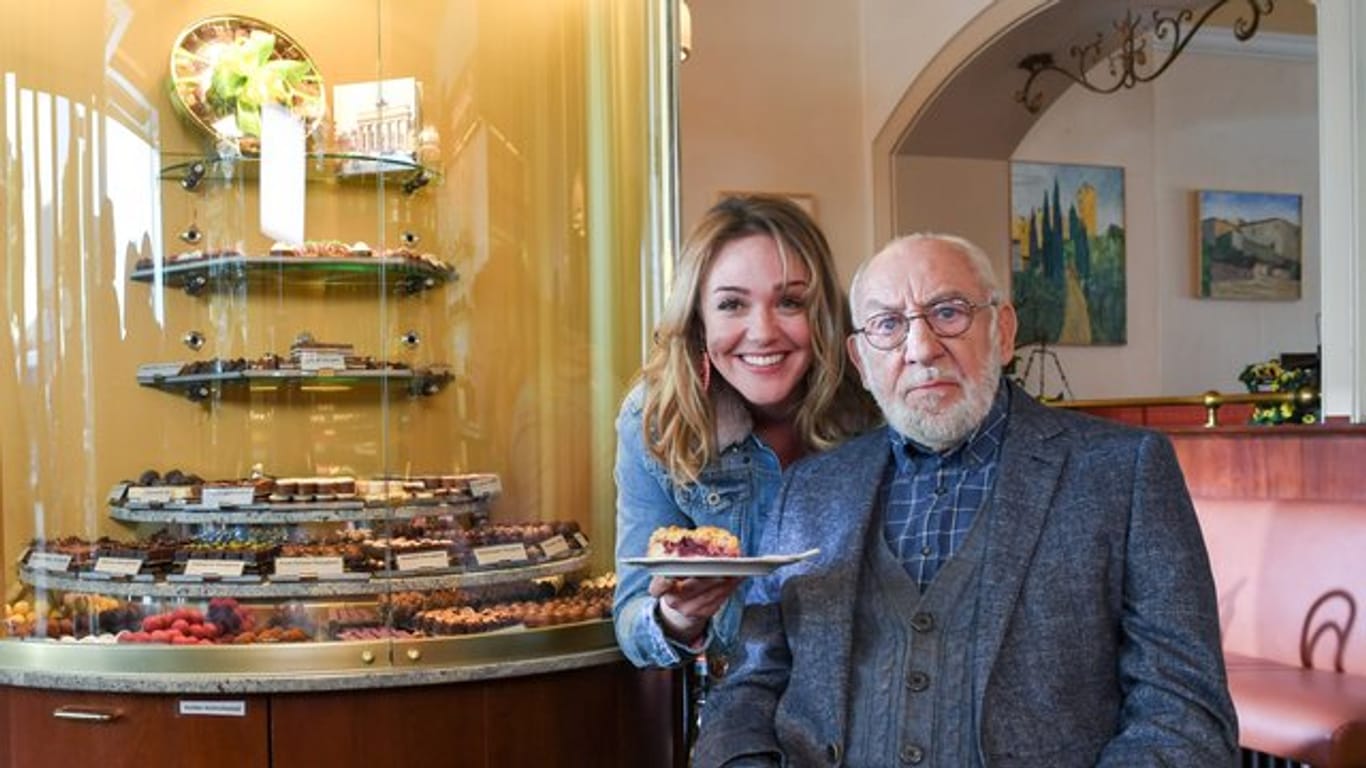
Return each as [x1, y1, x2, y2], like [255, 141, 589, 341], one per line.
[1, 661, 682, 768]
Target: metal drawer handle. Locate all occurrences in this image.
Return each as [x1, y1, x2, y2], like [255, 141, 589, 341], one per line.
[52, 706, 121, 723]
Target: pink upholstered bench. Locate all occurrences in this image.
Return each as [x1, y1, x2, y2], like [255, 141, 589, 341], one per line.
[1194, 498, 1366, 767]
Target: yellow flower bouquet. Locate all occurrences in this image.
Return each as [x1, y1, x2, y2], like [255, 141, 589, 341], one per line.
[1237, 359, 1318, 425]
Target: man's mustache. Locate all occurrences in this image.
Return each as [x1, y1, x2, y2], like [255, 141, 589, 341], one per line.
[902, 366, 958, 389]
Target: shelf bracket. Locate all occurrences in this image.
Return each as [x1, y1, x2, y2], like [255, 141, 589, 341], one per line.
[180, 161, 207, 192]
[401, 170, 430, 195]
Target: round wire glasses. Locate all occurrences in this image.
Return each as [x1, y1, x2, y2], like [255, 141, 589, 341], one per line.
[853, 298, 997, 350]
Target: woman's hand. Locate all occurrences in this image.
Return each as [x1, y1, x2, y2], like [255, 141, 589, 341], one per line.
[650, 575, 741, 646]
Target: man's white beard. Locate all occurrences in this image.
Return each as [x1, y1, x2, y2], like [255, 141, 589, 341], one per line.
[872, 340, 1003, 452]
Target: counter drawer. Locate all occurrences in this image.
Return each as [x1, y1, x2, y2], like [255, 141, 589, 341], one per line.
[1, 688, 268, 768]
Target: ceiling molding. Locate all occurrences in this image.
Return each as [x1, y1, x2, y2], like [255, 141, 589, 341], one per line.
[1157, 27, 1317, 61]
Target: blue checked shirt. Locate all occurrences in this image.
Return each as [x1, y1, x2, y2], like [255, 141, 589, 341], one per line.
[881, 381, 1011, 589]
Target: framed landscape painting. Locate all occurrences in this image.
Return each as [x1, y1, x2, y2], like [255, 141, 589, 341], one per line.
[1009, 161, 1126, 346]
[1197, 190, 1302, 300]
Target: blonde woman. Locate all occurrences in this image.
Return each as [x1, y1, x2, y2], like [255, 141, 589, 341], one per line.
[613, 195, 878, 668]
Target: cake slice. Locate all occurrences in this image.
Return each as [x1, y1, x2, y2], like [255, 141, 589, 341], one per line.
[647, 525, 740, 558]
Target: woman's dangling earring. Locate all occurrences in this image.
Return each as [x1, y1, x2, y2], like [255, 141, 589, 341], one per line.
[700, 350, 712, 392]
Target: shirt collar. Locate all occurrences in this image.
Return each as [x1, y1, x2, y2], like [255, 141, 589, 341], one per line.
[888, 377, 1011, 471]
[712, 385, 755, 450]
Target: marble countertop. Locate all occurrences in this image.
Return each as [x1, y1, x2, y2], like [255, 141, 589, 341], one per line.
[0, 647, 626, 694]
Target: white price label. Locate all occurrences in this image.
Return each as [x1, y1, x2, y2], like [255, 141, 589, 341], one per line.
[538, 535, 570, 559]
[472, 543, 529, 567]
[127, 486, 176, 504]
[184, 559, 247, 577]
[396, 550, 451, 572]
[299, 351, 348, 372]
[273, 556, 345, 577]
[94, 557, 144, 576]
[27, 552, 73, 572]
[467, 475, 502, 498]
[178, 700, 246, 717]
[573, 532, 590, 549]
[201, 486, 256, 508]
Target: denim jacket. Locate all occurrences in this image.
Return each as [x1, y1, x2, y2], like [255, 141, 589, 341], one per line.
[612, 383, 783, 668]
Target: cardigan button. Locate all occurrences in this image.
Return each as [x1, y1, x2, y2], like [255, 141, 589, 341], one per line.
[706, 492, 721, 506]
[910, 612, 934, 633]
[900, 744, 924, 764]
[906, 670, 930, 692]
[825, 742, 842, 763]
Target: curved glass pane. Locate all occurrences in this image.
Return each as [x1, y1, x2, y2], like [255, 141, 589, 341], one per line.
[1, 0, 657, 673]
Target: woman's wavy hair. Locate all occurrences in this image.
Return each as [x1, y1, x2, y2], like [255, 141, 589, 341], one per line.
[639, 194, 879, 484]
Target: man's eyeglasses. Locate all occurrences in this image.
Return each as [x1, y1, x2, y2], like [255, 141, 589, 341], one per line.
[853, 298, 997, 350]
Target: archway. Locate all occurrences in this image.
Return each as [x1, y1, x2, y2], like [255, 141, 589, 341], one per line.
[870, 0, 1320, 400]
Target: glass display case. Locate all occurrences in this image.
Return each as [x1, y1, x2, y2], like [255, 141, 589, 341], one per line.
[1, 0, 670, 694]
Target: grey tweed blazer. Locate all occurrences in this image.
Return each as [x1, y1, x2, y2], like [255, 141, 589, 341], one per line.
[693, 384, 1238, 768]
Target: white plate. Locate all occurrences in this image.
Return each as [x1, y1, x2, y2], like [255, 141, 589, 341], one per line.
[621, 548, 820, 577]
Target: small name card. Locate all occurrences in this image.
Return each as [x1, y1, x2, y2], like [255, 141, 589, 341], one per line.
[396, 550, 450, 572]
[94, 557, 144, 577]
[538, 535, 570, 559]
[184, 559, 247, 577]
[468, 475, 502, 498]
[573, 532, 590, 549]
[178, 700, 246, 718]
[27, 552, 73, 572]
[274, 556, 345, 577]
[127, 487, 176, 504]
[472, 543, 529, 567]
[300, 351, 348, 373]
[201, 486, 256, 508]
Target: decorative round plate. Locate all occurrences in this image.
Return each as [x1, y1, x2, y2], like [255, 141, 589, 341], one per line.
[169, 15, 325, 153]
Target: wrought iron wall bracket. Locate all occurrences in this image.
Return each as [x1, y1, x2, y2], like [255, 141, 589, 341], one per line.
[1015, 0, 1274, 114]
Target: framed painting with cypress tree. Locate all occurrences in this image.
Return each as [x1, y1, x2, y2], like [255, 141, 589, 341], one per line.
[1008, 161, 1126, 346]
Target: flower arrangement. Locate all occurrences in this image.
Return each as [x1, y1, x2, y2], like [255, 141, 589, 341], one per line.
[169, 18, 325, 154]
[1237, 359, 1318, 425]
[204, 30, 322, 140]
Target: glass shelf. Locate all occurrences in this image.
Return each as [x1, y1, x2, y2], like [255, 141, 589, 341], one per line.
[17, 551, 593, 600]
[108, 496, 490, 525]
[137, 367, 454, 402]
[160, 151, 440, 194]
[130, 254, 457, 296]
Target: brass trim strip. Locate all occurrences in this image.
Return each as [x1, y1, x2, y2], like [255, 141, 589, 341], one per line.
[1046, 388, 1321, 427]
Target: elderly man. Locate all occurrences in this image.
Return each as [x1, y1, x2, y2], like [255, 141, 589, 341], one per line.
[693, 234, 1237, 767]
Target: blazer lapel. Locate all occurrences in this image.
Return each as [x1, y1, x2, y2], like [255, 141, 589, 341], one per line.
[971, 392, 1069, 706]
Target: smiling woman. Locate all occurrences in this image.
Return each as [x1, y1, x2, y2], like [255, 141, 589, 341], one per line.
[612, 193, 878, 670]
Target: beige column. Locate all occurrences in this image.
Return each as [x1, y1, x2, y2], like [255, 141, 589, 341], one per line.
[1315, 0, 1366, 421]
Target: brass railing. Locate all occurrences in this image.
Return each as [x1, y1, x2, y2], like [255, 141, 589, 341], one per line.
[1046, 388, 1321, 428]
